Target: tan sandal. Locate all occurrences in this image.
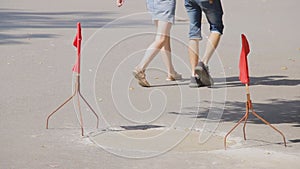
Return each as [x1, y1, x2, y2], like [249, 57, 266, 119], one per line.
[166, 72, 182, 81]
[132, 69, 150, 87]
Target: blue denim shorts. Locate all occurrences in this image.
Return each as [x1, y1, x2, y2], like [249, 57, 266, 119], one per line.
[185, 0, 224, 39]
[147, 0, 176, 24]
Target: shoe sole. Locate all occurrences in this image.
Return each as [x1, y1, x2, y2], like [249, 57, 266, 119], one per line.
[189, 76, 203, 88]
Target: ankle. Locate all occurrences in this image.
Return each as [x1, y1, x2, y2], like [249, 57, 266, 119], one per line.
[135, 66, 144, 72]
[168, 70, 177, 76]
[201, 61, 208, 66]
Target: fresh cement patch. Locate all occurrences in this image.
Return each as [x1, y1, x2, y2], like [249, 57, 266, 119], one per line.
[88, 126, 238, 158]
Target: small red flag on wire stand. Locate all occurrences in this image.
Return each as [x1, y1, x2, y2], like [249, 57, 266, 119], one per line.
[46, 22, 99, 136]
[224, 34, 286, 149]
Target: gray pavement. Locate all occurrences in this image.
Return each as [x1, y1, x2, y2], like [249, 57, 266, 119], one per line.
[0, 0, 299, 168]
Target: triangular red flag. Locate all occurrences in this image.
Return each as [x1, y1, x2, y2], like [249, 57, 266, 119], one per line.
[72, 22, 82, 73]
[73, 34, 78, 48]
[239, 34, 250, 84]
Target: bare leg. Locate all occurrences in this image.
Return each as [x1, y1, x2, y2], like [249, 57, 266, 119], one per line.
[136, 21, 172, 71]
[161, 36, 177, 75]
[188, 39, 200, 76]
[202, 32, 221, 65]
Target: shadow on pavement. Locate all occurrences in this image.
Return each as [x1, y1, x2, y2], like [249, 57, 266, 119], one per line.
[0, 9, 115, 30]
[1, 9, 152, 45]
[167, 74, 300, 125]
[221, 99, 300, 124]
[214, 75, 300, 88]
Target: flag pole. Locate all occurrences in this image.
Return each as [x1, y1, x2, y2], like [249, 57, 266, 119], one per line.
[46, 23, 99, 136]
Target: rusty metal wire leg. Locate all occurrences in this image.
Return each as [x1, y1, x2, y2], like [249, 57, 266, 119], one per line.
[78, 91, 99, 128]
[224, 113, 248, 150]
[224, 98, 287, 149]
[46, 90, 77, 129]
[46, 74, 100, 136]
[250, 109, 287, 147]
[75, 90, 85, 136]
[242, 101, 250, 140]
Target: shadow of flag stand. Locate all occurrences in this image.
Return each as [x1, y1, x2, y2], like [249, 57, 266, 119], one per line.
[224, 34, 287, 149]
[46, 23, 99, 136]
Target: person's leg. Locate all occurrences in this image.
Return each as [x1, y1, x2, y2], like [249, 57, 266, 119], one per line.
[194, 32, 221, 86]
[200, 0, 224, 65]
[194, 0, 224, 86]
[133, 20, 173, 87]
[158, 22, 176, 77]
[184, 0, 202, 75]
[188, 39, 199, 76]
[161, 32, 182, 80]
[201, 32, 221, 65]
[184, 0, 203, 87]
[194, 33, 219, 86]
[161, 36, 175, 74]
[135, 20, 171, 71]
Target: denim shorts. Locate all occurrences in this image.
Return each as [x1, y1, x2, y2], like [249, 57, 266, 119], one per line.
[185, 0, 224, 39]
[146, 0, 176, 24]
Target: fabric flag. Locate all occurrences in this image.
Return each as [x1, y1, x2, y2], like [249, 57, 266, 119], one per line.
[239, 34, 250, 84]
[72, 22, 82, 73]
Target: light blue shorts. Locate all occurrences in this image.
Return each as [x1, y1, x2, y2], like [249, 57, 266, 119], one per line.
[146, 0, 176, 24]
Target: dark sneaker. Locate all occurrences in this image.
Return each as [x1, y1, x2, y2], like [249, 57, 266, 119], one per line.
[189, 76, 203, 88]
[195, 62, 214, 86]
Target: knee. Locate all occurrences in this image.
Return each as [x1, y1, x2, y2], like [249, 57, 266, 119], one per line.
[156, 35, 169, 45]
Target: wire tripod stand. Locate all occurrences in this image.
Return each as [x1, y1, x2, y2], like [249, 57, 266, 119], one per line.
[224, 84, 287, 149]
[46, 22, 99, 136]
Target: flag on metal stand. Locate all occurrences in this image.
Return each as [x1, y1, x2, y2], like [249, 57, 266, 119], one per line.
[46, 22, 99, 136]
[224, 34, 286, 149]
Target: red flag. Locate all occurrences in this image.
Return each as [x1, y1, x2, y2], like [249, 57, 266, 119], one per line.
[73, 34, 78, 48]
[239, 34, 250, 84]
[72, 22, 82, 73]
